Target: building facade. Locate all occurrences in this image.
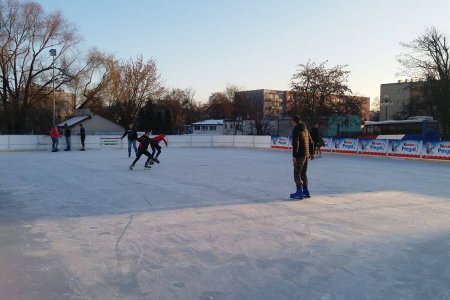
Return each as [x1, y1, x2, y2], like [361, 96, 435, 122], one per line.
[234, 89, 290, 119]
[380, 80, 428, 121]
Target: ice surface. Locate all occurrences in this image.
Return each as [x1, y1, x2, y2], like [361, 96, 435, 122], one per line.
[0, 148, 449, 299]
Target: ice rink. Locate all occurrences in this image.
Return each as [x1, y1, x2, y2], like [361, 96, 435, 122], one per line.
[0, 147, 450, 300]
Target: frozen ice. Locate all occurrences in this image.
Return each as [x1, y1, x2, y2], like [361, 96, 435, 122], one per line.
[0, 148, 449, 300]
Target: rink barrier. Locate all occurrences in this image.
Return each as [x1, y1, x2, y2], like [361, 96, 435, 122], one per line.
[0, 135, 272, 151]
[270, 136, 450, 161]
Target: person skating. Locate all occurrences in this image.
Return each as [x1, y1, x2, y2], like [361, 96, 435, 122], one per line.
[290, 116, 314, 200]
[149, 133, 168, 164]
[64, 123, 71, 151]
[129, 131, 153, 170]
[50, 125, 61, 152]
[121, 123, 138, 158]
[311, 123, 322, 158]
[79, 124, 86, 151]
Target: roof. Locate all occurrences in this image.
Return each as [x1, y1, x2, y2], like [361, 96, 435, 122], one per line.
[365, 118, 436, 126]
[57, 116, 90, 127]
[192, 120, 224, 126]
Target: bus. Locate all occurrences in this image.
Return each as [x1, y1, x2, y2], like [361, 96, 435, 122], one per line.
[358, 117, 440, 142]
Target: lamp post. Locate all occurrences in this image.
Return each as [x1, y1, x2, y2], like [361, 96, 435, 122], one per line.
[49, 49, 57, 125]
[382, 95, 392, 121]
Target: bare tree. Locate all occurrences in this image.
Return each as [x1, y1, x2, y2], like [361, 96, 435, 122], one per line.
[0, 0, 82, 131]
[71, 49, 116, 111]
[108, 55, 164, 127]
[290, 60, 363, 126]
[206, 92, 234, 119]
[398, 27, 450, 138]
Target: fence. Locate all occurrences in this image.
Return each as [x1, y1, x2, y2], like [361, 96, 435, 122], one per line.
[271, 136, 450, 161]
[0, 135, 272, 151]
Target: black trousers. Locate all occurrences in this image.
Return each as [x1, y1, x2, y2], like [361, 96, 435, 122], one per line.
[132, 149, 153, 165]
[150, 143, 161, 158]
[81, 136, 85, 148]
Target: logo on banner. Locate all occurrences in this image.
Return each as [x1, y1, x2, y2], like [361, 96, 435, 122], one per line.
[369, 141, 385, 151]
[438, 143, 450, 155]
[401, 142, 418, 153]
[323, 139, 330, 148]
[342, 140, 355, 150]
[277, 137, 288, 145]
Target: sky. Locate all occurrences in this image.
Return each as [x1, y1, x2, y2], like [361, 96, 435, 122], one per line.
[37, 0, 450, 106]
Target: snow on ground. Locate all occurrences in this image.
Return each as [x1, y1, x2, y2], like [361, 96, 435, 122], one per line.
[0, 148, 449, 300]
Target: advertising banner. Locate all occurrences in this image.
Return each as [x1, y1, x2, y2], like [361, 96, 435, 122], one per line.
[100, 137, 122, 149]
[333, 138, 358, 154]
[421, 141, 450, 161]
[388, 140, 421, 159]
[271, 136, 290, 149]
[358, 139, 388, 156]
[321, 137, 333, 152]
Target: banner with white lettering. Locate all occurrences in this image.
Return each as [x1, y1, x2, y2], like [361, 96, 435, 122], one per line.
[358, 139, 388, 156]
[271, 136, 290, 149]
[333, 138, 358, 154]
[388, 140, 421, 158]
[421, 141, 450, 161]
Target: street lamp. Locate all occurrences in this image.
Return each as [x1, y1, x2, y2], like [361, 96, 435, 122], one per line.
[382, 95, 392, 120]
[49, 49, 56, 125]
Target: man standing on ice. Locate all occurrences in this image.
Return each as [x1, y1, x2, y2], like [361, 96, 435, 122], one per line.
[290, 116, 314, 200]
[63, 123, 71, 151]
[129, 131, 153, 170]
[149, 133, 168, 164]
[121, 123, 138, 158]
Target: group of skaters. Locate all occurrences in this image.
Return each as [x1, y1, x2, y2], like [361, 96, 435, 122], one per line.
[50, 123, 86, 152]
[120, 124, 168, 170]
[290, 116, 324, 200]
[49, 123, 167, 170]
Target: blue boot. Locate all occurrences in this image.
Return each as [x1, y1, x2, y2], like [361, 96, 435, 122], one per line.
[290, 188, 303, 200]
[303, 187, 311, 198]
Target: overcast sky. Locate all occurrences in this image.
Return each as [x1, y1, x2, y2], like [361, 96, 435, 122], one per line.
[38, 0, 450, 105]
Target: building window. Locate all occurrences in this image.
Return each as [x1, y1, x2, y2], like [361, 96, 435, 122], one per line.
[194, 126, 200, 131]
[210, 126, 216, 131]
[202, 126, 207, 131]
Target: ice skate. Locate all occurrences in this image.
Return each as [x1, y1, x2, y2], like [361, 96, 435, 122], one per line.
[129, 164, 135, 171]
[153, 158, 160, 164]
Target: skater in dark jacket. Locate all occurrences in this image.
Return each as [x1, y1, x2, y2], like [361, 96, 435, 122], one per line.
[121, 124, 138, 158]
[290, 116, 314, 200]
[311, 123, 322, 158]
[80, 124, 86, 151]
[149, 133, 168, 164]
[64, 123, 71, 151]
[129, 132, 153, 170]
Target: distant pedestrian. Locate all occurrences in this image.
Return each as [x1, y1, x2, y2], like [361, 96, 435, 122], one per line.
[121, 123, 138, 158]
[50, 125, 61, 152]
[290, 116, 314, 200]
[80, 124, 86, 151]
[311, 123, 322, 158]
[149, 133, 168, 164]
[64, 123, 71, 151]
[129, 131, 153, 170]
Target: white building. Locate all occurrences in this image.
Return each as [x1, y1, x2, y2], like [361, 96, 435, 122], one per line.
[58, 108, 124, 135]
[191, 120, 224, 135]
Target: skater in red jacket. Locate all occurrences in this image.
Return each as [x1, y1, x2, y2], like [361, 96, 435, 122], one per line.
[149, 133, 168, 164]
[50, 126, 61, 152]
